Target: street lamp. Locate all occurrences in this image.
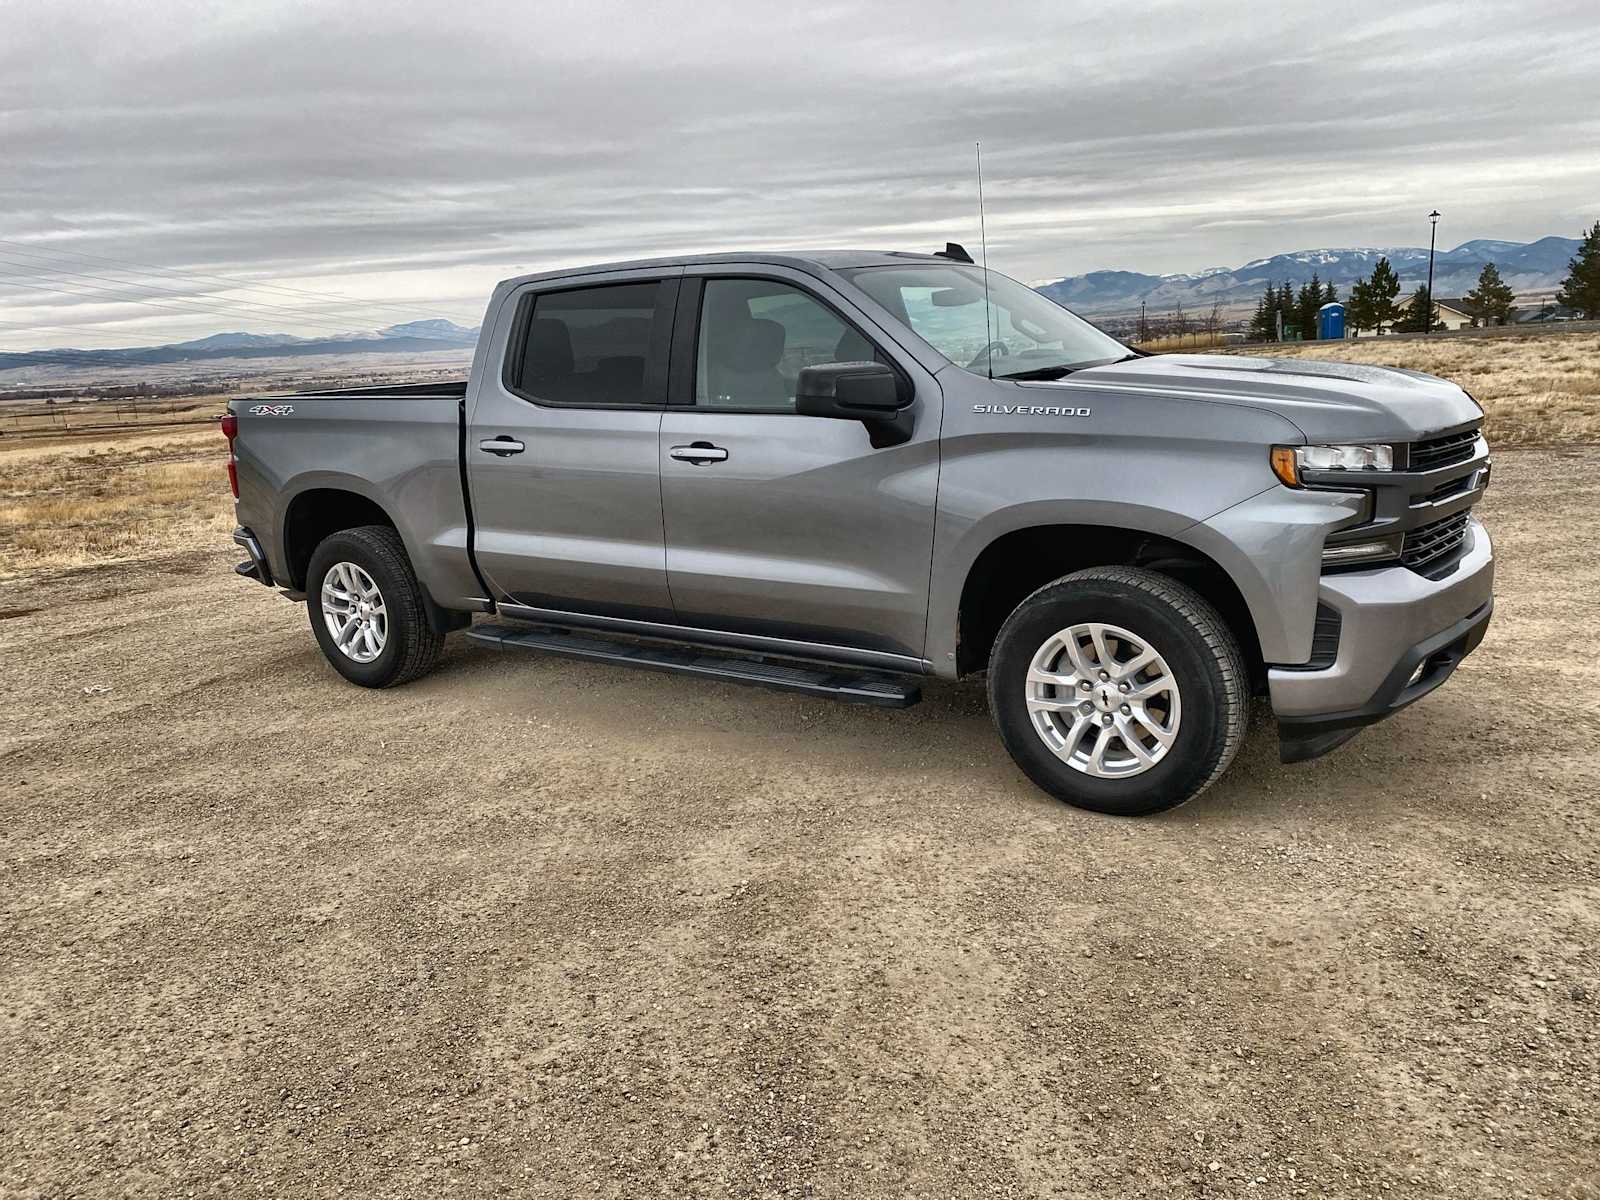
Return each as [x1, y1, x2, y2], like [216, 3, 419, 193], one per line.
[1425, 210, 1441, 336]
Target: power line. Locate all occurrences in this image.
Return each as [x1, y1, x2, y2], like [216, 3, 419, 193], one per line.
[0, 275, 394, 343]
[0, 251, 422, 332]
[0, 317, 168, 345]
[0, 260, 438, 340]
[0, 268, 481, 346]
[0, 236, 462, 325]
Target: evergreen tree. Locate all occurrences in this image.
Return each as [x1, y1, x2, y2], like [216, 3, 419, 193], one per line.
[1247, 284, 1276, 341]
[1296, 272, 1323, 340]
[1277, 282, 1295, 337]
[1464, 262, 1516, 326]
[1367, 256, 1402, 333]
[1346, 279, 1373, 335]
[1394, 285, 1436, 333]
[1555, 220, 1600, 318]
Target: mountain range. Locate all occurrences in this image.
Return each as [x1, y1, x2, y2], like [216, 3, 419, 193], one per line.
[1, 234, 1586, 370]
[0, 319, 479, 371]
[1035, 236, 1582, 315]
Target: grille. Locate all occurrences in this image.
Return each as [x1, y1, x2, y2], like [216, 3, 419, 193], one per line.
[1402, 509, 1471, 571]
[1421, 472, 1474, 505]
[1410, 429, 1480, 471]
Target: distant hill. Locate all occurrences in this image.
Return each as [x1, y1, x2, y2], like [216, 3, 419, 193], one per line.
[1035, 236, 1582, 315]
[2, 235, 1585, 370]
[0, 320, 478, 372]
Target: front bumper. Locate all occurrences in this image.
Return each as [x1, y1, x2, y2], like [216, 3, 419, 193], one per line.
[1269, 518, 1493, 762]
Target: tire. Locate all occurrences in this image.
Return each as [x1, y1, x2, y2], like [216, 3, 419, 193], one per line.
[305, 525, 444, 688]
[986, 566, 1248, 816]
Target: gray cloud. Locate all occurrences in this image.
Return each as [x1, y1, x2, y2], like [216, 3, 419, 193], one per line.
[4, 0, 1598, 347]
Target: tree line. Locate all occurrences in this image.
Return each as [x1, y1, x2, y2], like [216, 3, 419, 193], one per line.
[1247, 274, 1338, 341]
[1244, 219, 1600, 342]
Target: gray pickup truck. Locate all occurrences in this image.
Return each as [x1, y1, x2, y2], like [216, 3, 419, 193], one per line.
[226, 245, 1493, 814]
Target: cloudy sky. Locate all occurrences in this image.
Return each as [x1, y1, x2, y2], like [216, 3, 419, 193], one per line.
[3, 0, 1598, 349]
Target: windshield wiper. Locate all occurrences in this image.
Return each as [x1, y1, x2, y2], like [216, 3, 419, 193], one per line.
[995, 364, 1077, 381]
[998, 352, 1141, 381]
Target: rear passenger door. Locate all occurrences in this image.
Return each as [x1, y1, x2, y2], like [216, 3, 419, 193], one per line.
[658, 266, 942, 663]
[467, 269, 679, 618]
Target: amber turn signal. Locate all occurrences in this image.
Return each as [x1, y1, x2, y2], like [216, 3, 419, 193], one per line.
[1270, 446, 1300, 488]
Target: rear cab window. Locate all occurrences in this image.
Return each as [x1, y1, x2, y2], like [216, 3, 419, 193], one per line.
[506, 281, 671, 407]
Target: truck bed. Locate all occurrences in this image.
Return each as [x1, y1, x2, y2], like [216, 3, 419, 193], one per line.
[228, 379, 484, 611]
[250, 380, 468, 401]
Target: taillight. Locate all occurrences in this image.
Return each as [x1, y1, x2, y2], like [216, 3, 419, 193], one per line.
[221, 412, 239, 498]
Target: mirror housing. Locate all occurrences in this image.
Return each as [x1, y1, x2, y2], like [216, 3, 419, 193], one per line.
[795, 361, 914, 446]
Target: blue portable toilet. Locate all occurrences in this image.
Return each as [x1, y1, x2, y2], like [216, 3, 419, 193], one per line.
[1317, 302, 1346, 340]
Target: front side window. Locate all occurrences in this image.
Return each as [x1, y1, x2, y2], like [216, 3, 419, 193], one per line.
[841, 264, 1129, 380]
[695, 278, 875, 410]
[511, 282, 659, 406]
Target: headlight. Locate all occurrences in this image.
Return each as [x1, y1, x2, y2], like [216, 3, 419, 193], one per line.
[1271, 443, 1394, 487]
[1321, 534, 1403, 567]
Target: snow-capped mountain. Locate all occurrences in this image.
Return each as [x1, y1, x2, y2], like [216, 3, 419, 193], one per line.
[1036, 236, 1582, 315]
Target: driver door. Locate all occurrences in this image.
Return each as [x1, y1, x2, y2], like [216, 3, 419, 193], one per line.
[658, 266, 942, 664]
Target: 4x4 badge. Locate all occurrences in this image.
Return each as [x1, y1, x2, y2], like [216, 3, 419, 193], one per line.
[248, 404, 295, 415]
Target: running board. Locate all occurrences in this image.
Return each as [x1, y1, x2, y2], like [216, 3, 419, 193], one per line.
[467, 622, 921, 708]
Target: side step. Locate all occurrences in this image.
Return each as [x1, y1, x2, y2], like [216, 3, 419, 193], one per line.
[466, 622, 921, 708]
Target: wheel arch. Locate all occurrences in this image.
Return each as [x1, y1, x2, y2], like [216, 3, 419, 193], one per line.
[281, 483, 397, 592]
[945, 519, 1266, 689]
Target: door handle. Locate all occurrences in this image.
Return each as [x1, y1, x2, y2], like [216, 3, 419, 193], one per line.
[669, 442, 729, 465]
[478, 436, 525, 456]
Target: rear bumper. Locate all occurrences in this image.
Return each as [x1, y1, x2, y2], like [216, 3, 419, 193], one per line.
[1269, 519, 1493, 762]
[232, 526, 275, 587]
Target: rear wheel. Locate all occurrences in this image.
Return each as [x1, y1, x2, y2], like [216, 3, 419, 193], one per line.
[987, 566, 1247, 815]
[306, 525, 443, 688]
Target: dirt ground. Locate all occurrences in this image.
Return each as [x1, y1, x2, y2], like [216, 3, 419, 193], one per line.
[2, 448, 1598, 1200]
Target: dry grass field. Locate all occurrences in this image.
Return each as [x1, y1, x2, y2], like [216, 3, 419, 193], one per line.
[1131, 331, 1235, 352]
[0, 425, 231, 580]
[1231, 331, 1600, 447]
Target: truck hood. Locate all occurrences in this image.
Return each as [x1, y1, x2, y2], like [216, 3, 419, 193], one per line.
[1063, 353, 1483, 443]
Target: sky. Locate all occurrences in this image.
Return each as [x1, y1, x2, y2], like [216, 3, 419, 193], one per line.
[3, 0, 1598, 350]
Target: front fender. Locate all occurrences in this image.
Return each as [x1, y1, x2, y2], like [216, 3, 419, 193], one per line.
[926, 498, 1206, 678]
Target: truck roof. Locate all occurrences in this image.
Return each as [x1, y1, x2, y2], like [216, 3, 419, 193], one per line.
[496, 248, 965, 290]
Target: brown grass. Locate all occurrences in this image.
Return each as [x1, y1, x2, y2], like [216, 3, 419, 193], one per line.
[1227, 332, 1600, 447]
[1, 394, 227, 440]
[1133, 331, 1235, 352]
[0, 426, 234, 579]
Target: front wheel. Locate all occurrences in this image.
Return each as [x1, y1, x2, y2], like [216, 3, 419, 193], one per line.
[306, 525, 444, 688]
[987, 567, 1248, 815]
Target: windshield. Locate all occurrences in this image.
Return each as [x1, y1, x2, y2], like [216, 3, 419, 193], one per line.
[841, 263, 1130, 378]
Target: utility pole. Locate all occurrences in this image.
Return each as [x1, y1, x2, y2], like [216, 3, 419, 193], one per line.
[1425, 209, 1441, 336]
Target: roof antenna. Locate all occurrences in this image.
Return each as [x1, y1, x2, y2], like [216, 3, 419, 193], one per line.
[976, 141, 994, 380]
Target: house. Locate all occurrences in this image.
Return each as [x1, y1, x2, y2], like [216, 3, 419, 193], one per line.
[1425, 296, 1480, 331]
[1349, 296, 1475, 338]
[1517, 303, 1580, 324]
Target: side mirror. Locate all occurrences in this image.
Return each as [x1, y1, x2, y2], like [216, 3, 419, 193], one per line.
[795, 361, 914, 446]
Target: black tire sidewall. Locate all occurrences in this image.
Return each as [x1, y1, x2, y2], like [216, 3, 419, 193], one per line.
[989, 578, 1234, 816]
[306, 529, 417, 688]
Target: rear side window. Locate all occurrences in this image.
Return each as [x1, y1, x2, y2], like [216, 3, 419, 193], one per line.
[509, 282, 660, 406]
